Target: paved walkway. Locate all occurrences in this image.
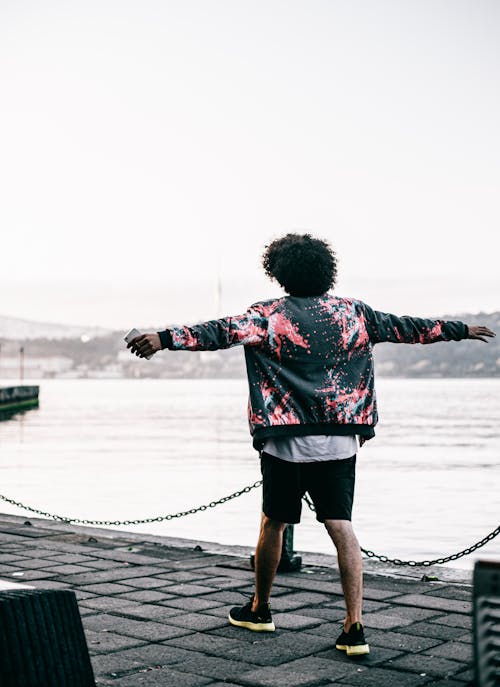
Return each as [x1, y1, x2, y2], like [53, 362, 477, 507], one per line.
[0, 513, 475, 686]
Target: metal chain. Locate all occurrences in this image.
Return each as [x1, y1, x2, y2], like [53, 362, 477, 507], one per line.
[0, 481, 263, 526]
[303, 493, 500, 567]
[1, 485, 498, 566]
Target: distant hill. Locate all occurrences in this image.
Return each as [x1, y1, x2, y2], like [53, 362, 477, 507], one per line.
[373, 310, 500, 377]
[0, 314, 111, 341]
[0, 310, 498, 378]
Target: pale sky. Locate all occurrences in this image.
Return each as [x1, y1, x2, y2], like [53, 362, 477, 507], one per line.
[1, 0, 499, 329]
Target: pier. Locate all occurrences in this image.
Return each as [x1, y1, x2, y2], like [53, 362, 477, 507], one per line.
[0, 512, 475, 686]
[0, 385, 39, 415]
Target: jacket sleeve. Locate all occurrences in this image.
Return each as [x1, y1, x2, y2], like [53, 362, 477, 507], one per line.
[157, 304, 269, 351]
[359, 301, 468, 345]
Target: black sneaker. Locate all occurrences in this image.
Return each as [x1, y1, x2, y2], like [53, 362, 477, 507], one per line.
[228, 597, 275, 632]
[335, 622, 370, 656]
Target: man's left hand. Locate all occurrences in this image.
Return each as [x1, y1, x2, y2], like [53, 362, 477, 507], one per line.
[127, 333, 161, 358]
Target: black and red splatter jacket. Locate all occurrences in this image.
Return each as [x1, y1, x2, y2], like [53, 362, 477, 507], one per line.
[158, 293, 468, 451]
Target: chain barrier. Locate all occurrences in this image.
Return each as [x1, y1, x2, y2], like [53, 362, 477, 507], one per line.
[0, 481, 263, 527]
[1, 486, 499, 567]
[303, 493, 500, 567]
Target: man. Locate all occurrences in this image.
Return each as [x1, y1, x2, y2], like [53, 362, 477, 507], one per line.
[128, 233, 495, 657]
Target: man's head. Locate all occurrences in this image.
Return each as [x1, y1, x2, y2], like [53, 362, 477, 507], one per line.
[261, 232, 337, 297]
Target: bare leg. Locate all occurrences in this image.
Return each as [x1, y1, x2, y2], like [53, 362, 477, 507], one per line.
[252, 513, 287, 612]
[324, 519, 363, 631]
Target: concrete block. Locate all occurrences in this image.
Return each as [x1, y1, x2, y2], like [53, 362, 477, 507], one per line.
[423, 640, 473, 663]
[162, 612, 229, 631]
[114, 590, 174, 603]
[389, 653, 467, 677]
[237, 658, 358, 687]
[79, 582, 138, 595]
[397, 620, 468, 640]
[390, 593, 471, 614]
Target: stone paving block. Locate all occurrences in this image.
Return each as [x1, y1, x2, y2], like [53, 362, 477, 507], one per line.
[47, 552, 102, 564]
[30, 579, 72, 589]
[238, 583, 298, 597]
[198, 564, 254, 580]
[172, 654, 256, 681]
[397, 621, 467, 641]
[106, 641, 194, 664]
[392, 606, 442, 622]
[114, 589, 175, 603]
[43, 563, 99, 575]
[153, 570, 209, 583]
[281, 606, 343, 622]
[85, 559, 135, 570]
[161, 596, 224, 612]
[84, 628, 147, 653]
[82, 613, 193, 641]
[1, 557, 58, 569]
[362, 575, 440, 595]
[270, 591, 332, 611]
[389, 653, 469, 678]
[271, 612, 324, 630]
[360, 612, 416, 630]
[80, 596, 146, 612]
[425, 586, 472, 602]
[453, 667, 475, 682]
[114, 604, 179, 622]
[423, 640, 473, 663]
[196, 575, 249, 590]
[364, 629, 442, 653]
[193, 589, 248, 605]
[73, 589, 97, 600]
[221, 630, 335, 666]
[0, 553, 31, 563]
[163, 631, 246, 658]
[162, 612, 229, 632]
[390, 593, 471, 614]
[78, 582, 138, 595]
[266, 575, 345, 597]
[431, 613, 472, 630]
[340, 667, 431, 685]
[166, 583, 219, 596]
[112, 576, 173, 590]
[0, 563, 31, 575]
[324, 598, 390, 613]
[90, 652, 143, 678]
[95, 667, 213, 686]
[237, 657, 359, 687]
[81, 548, 170, 565]
[2, 569, 59, 581]
[62, 565, 166, 585]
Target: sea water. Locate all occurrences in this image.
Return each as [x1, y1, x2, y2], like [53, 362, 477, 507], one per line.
[0, 378, 498, 570]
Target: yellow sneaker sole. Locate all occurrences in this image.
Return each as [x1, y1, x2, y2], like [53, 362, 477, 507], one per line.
[336, 643, 370, 656]
[228, 614, 276, 632]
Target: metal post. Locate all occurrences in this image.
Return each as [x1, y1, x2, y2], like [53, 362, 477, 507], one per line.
[277, 524, 302, 572]
[19, 346, 24, 383]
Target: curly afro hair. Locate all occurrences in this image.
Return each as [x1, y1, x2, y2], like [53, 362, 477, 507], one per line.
[261, 232, 337, 297]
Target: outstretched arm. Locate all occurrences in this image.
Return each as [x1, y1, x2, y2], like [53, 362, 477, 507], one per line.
[359, 302, 495, 345]
[127, 304, 269, 358]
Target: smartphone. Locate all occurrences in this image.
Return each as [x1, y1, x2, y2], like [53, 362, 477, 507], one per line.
[124, 328, 153, 359]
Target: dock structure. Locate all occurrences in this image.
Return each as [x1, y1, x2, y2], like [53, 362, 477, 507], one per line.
[0, 385, 39, 414]
[0, 513, 475, 686]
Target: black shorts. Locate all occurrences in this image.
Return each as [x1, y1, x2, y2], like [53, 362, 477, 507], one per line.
[260, 450, 356, 524]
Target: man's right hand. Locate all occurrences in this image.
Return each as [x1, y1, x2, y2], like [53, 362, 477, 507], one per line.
[467, 325, 496, 343]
